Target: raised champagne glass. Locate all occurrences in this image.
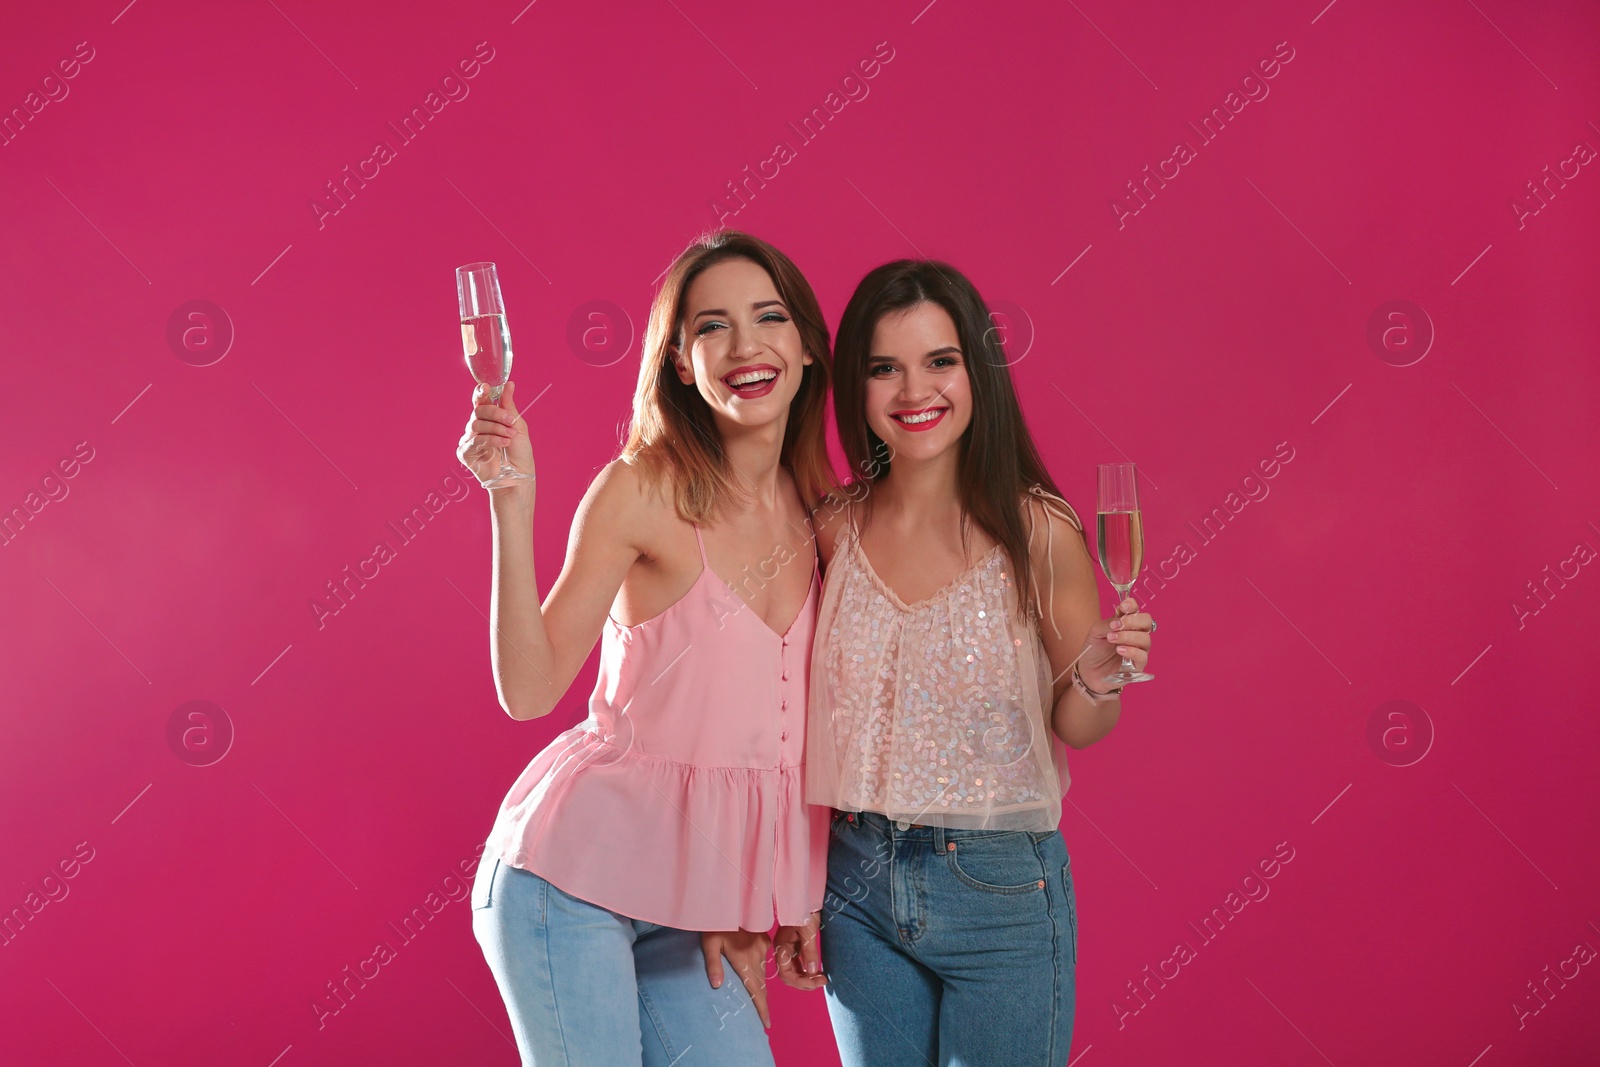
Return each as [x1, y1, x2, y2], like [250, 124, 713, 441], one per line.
[1096, 462, 1154, 686]
[456, 261, 533, 488]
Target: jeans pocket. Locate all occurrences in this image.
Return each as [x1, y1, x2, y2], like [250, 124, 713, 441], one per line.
[1061, 859, 1078, 965]
[470, 855, 499, 911]
[944, 832, 1047, 895]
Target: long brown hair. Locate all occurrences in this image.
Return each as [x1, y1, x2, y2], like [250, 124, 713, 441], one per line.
[621, 230, 836, 522]
[833, 258, 1083, 620]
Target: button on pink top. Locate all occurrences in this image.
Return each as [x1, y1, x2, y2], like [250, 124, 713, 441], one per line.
[484, 524, 828, 932]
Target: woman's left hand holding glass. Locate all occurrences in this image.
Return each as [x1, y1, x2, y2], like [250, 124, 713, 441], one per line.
[1078, 595, 1155, 686]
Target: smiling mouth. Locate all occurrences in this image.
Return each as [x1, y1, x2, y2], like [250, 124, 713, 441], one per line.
[891, 406, 948, 429]
[723, 366, 779, 397]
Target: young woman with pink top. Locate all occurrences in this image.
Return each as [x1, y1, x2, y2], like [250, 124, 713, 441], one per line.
[787, 259, 1157, 1066]
[457, 231, 836, 1066]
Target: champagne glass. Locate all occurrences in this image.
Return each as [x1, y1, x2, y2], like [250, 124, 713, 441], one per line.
[456, 261, 533, 488]
[1096, 462, 1154, 686]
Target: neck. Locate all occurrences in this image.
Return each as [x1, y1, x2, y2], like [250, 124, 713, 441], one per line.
[872, 446, 963, 525]
[719, 415, 788, 511]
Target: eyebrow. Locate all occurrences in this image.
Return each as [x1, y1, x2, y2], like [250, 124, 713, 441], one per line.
[868, 345, 962, 361]
[693, 300, 787, 321]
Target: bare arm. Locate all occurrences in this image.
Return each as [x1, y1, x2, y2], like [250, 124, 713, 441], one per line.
[1027, 497, 1126, 750]
[488, 461, 655, 720]
[459, 382, 651, 721]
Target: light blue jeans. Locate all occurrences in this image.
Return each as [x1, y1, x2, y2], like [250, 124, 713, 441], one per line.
[821, 809, 1079, 1067]
[471, 853, 775, 1067]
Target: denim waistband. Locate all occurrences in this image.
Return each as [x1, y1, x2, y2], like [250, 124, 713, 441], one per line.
[847, 809, 933, 834]
[838, 808, 1059, 843]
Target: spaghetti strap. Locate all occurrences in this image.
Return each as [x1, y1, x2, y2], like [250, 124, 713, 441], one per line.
[1026, 484, 1083, 532]
[691, 522, 710, 567]
[1024, 485, 1083, 643]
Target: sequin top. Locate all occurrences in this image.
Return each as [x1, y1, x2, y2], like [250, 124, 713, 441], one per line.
[806, 488, 1084, 831]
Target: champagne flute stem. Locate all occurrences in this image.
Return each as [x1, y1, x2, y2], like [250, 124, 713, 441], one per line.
[486, 383, 511, 483]
[473, 382, 519, 488]
[1114, 584, 1135, 674]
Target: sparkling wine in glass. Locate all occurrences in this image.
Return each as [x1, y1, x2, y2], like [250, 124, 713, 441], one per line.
[1096, 462, 1154, 686]
[456, 261, 533, 488]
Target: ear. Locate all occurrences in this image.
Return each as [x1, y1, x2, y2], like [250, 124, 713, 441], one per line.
[801, 348, 815, 367]
[669, 345, 694, 386]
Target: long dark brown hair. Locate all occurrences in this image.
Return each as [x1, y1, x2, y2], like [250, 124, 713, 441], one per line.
[622, 230, 836, 522]
[833, 258, 1084, 620]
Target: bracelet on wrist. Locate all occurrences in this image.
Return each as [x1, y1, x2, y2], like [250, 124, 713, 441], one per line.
[1072, 661, 1123, 702]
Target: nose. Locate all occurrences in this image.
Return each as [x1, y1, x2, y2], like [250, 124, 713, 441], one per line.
[899, 365, 940, 405]
[728, 323, 763, 360]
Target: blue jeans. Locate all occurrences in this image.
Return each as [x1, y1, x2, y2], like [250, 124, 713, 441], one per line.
[470, 854, 775, 1067]
[820, 810, 1078, 1067]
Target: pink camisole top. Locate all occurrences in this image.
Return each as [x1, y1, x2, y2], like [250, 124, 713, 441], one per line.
[806, 488, 1083, 832]
[484, 522, 828, 932]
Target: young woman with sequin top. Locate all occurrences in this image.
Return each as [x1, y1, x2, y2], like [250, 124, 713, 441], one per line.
[774, 259, 1157, 1066]
[458, 231, 837, 1066]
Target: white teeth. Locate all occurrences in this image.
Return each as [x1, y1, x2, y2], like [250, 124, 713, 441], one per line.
[727, 369, 778, 387]
[896, 409, 943, 424]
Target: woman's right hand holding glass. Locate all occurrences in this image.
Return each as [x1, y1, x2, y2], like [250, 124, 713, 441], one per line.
[458, 379, 535, 489]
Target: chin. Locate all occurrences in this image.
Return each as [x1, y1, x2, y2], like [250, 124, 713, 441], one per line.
[896, 437, 957, 461]
[717, 394, 791, 428]
[879, 424, 967, 465]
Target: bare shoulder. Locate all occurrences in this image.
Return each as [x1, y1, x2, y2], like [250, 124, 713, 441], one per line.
[1023, 489, 1093, 577]
[1022, 489, 1100, 663]
[571, 457, 669, 555]
[581, 457, 648, 513]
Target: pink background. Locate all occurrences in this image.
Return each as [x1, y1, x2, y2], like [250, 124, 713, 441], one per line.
[3, 1, 1598, 1064]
